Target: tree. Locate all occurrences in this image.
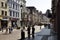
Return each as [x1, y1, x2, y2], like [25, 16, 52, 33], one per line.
[46, 9, 52, 18]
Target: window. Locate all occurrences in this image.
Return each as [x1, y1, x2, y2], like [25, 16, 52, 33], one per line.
[16, 12, 19, 17]
[16, 12, 17, 17]
[1, 2, 4, 7]
[5, 3, 7, 8]
[13, 4, 14, 9]
[1, 10, 4, 15]
[17, 5, 19, 10]
[8, 0, 9, 2]
[16, 5, 17, 10]
[25, 15, 27, 18]
[9, 3, 12, 8]
[5, 11, 7, 16]
[18, 12, 19, 17]
[13, 11, 15, 17]
[10, 11, 12, 16]
[14, 0, 16, 2]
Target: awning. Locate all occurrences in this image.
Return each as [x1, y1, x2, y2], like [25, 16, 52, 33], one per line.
[10, 18, 19, 21]
[2, 19, 9, 21]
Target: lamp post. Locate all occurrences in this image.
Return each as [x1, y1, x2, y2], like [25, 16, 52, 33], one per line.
[20, 5, 23, 27]
[20, 5, 25, 29]
[20, 5, 25, 40]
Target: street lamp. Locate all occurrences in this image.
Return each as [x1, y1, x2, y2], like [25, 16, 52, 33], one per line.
[20, 5, 23, 27]
[20, 5, 25, 40]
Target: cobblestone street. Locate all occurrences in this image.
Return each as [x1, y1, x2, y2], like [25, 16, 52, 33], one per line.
[0, 0, 58, 40]
[0, 26, 43, 40]
[0, 29, 21, 40]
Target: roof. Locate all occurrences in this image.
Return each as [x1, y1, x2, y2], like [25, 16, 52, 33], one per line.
[26, 6, 36, 10]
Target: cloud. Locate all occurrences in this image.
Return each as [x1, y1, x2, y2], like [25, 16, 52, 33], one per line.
[26, 0, 51, 13]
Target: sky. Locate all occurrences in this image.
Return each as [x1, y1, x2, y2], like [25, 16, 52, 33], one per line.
[26, 0, 51, 13]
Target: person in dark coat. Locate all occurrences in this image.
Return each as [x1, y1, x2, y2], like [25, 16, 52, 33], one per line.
[21, 29, 25, 40]
[40, 26, 41, 29]
[27, 27, 30, 38]
[9, 26, 12, 34]
[1, 26, 3, 32]
[32, 26, 35, 38]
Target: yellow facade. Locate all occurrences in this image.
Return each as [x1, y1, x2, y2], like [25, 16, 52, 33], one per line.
[0, 0, 9, 16]
[0, 16, 3, 19]
[0, 0, 10, 28]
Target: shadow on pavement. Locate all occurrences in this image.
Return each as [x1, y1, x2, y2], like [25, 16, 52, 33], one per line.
[18, 37, 35, 40]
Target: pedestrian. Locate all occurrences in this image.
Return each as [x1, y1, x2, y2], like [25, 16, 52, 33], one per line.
[32, 26, 35, 38]
[11, 27, 13, 31]
[1, 26, 3, 32]
[27, 26, 30, 38]
[21, 29, 25, 40]
[40, 26, 41, 29]
[5, 27, 8, 34]
[0, 28, 1, 31]
[9, 26, 12, 34]
[9, 27, 11, 34]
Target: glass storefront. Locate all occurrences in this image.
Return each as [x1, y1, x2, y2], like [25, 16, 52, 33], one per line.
[1, 20, 8, 28]
[11, 21, 17, 28]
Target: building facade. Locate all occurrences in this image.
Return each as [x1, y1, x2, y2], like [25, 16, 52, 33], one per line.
[20, 0, 26, 27]
[51, 0, 58, 33]
[7, 0, 21, 28]
[26, 7, 40, 26]
[21, 8, 30, 27]
[51, 0, 59, 40]
[0, 0, 9, 29]
[0, 0, 26, 30]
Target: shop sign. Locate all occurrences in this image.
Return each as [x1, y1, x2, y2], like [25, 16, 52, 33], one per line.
[2, 17, 9, 20]
[3, 17, 7, 19]
[11, 18, 18, 21]
[2, 19, 9, 20]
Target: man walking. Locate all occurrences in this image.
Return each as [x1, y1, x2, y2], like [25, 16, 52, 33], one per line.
[21, 29, 25, 40]
[32, 26, 35, 38]
[27, 26, 30, 38]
